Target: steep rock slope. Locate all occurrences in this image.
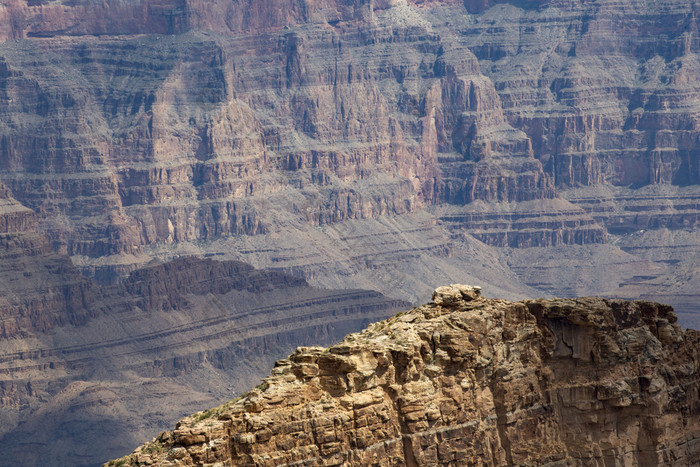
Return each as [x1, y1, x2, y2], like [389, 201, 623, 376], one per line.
[0, 199, 408, 466]
[430, 0, 700, 320]
[0, 182, 95, 338]
[0, 1, 595, 272]
[116, 286, 700, 466]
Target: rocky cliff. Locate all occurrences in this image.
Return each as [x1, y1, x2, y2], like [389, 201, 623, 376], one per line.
[0, 0, 613, 263]
[114, 285, 700, 466]
[3, 1, 700, 463]
[0, 182, 96, 338]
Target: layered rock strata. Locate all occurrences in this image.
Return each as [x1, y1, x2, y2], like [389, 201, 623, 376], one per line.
[116, 287, 700, 466]
[0, 1, 698, 285]
[3, 1, 699, 321]
[0, 183, 96, 338]
[3, 1, 700, 464]
[0, 0, 617, 281]
[6, 1, 700, 320]
[0, 234, 408, 466]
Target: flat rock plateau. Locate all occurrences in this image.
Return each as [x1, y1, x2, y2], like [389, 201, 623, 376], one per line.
[114, 286, 700, 466]
[1, 0, 700, 465]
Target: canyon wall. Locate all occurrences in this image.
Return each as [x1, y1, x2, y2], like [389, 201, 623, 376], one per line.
[0, 2, 699, 309]
[2, 1, 700, 464]
[0, 0, 619, 279]
[116, 287, 700, 466]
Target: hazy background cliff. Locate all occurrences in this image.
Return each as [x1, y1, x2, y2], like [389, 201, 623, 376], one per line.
[1, 0, 700, 465]
[0, 0, 698, 325]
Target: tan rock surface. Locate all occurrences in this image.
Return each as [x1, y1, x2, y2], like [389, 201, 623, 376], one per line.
[115, 290, 700, 466]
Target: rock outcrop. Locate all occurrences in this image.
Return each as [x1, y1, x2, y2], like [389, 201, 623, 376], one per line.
[115, 288, 700, 466]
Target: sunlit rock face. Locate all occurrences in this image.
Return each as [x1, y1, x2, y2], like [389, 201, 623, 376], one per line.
[118, 292, 700, 466]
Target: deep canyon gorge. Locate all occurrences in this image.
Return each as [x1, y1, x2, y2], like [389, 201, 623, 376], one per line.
[0, 0, 700, 465]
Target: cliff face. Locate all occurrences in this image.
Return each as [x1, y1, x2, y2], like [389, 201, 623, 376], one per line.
[117, 286, 700, 466]
[2, 2, 700, 462]
[0, 183, 96, 338]
[1, 1, 699, 320]
[0, 0, 605, 271]
[0, 0, 375, 39]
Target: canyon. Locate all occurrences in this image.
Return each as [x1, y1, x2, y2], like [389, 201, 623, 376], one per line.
[0, 0, 697, 325]
[0, 0, 700, 465]
[115, 286, 700, 466]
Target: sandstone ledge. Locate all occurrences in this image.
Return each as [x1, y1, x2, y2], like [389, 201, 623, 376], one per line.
[110, 292, 700, 466]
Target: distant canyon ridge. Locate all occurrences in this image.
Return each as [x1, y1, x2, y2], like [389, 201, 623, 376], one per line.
[0, 0, 699, 325]
[2, 0, 700, 465]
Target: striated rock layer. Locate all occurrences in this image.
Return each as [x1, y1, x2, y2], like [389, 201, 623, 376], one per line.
[116, 288, 700, 466]
[0, 199, 409, 466]
[0, 0, 605, 277]
[1, 0, 699, 321]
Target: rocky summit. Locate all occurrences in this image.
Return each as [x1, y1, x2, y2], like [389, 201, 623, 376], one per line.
[113, 287, 700, 466]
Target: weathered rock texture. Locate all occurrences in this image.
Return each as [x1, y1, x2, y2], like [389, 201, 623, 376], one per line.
[3, 0, 700, 463]
[0, 182, 96, 338]
[0, 0, 611, 274]
[116, 290, 700, 466]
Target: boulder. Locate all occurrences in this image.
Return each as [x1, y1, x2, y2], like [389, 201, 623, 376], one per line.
[432, 284, 482, 305]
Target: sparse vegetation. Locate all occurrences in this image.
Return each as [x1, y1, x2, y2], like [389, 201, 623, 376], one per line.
[106, 457, 130, 467]
[188, 387, 256, 426]
[142, 440, 165, 454]
[256, 381, 269, 392]
[188, 380, 269, 424]
[196, 408, 217, 421]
